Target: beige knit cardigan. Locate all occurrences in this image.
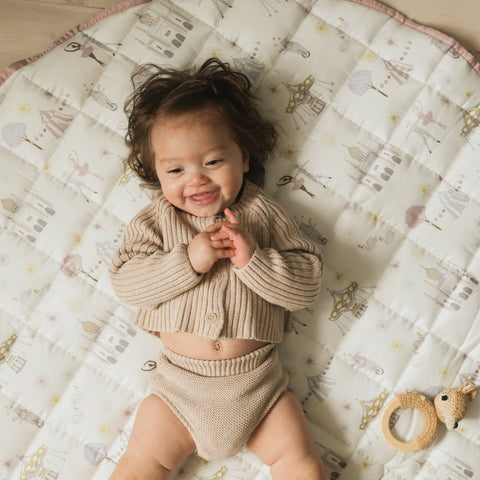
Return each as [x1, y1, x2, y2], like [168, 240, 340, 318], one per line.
[109, 181, 323, 342]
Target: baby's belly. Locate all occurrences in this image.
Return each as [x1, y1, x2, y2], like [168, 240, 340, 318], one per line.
[159, 331, 268, 360]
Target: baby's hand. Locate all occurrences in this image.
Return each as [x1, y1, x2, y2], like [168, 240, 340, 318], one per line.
[187, 222, 234, 274]
[210, 209, 255, 269]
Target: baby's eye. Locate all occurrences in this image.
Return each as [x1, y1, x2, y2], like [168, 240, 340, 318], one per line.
[206, 159, 223, 167]
[167, 167, 183, 174]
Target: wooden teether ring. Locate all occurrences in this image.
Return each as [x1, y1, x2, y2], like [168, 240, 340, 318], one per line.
[381, 392, 439, 451]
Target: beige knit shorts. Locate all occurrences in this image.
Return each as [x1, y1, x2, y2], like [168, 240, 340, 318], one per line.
[150, 343, 288, 460]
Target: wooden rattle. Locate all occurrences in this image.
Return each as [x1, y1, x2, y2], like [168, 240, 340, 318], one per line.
[381, 382, 477, 451]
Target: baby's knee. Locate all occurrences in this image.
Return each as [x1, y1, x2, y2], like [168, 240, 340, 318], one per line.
[298, 452, 327, 479]
[271, 450, 326, 480]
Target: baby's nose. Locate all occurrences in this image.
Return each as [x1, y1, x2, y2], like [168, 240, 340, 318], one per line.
[189, 170, 209, 185]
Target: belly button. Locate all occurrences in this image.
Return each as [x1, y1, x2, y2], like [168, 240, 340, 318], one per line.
[213, 340, 222, 351]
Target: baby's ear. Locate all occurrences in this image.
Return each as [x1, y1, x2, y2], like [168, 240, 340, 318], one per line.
[242, 149, 250, 172]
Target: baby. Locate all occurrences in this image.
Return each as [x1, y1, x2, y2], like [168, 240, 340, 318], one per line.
[109, 58, 326, 480]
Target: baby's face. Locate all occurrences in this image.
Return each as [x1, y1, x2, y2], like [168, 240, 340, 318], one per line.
[151, 110, 249, 217]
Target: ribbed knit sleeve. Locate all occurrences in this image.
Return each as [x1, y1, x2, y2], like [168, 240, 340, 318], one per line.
[233, 191, 323, 311]
[109, 199, 202, 308]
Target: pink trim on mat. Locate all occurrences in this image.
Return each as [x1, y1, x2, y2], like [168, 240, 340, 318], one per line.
[1, 0, 479, 86]
[0, 0, 152, 86]
[348, 0, 480, 74]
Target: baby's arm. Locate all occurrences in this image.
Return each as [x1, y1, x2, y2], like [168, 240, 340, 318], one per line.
[109, 202, 202, 308]
[110, 201, 238, 306]
[223, 200, 322, 311]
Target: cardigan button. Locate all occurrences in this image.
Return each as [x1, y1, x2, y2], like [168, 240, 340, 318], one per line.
[207, 312, 218, 323]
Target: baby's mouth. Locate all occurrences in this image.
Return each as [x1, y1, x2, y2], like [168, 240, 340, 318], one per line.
[189, 190, 219, 204]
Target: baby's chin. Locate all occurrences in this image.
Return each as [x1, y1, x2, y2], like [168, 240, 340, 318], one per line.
[175, 204, 228, 218]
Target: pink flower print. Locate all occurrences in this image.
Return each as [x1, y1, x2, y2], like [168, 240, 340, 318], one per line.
[61, 254, 97, 282]
[405, 205, 441, 230]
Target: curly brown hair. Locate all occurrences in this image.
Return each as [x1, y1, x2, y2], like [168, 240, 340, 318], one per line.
[124, 58, 277, 188]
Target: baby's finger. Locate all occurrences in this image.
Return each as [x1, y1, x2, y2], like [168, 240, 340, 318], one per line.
[215, 247, 234, 259]
[204, 221, 230, 233]
[210, 229, 231, 241]
[210, 238, 233, 249]
[224, 208, 239, 224]
[219, 224, 246, 239]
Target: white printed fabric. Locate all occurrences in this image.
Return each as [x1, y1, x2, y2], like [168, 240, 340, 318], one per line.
[0, 0, 479, 479]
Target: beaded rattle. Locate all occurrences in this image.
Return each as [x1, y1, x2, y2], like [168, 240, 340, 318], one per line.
[381, 382, 477, 451]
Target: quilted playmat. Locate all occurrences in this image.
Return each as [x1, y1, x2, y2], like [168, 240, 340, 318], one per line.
[1, 0, 479, 478]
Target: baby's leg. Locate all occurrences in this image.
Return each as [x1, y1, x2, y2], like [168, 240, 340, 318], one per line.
[247, 391, 327, 480]
[109, 394, 195, 480]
